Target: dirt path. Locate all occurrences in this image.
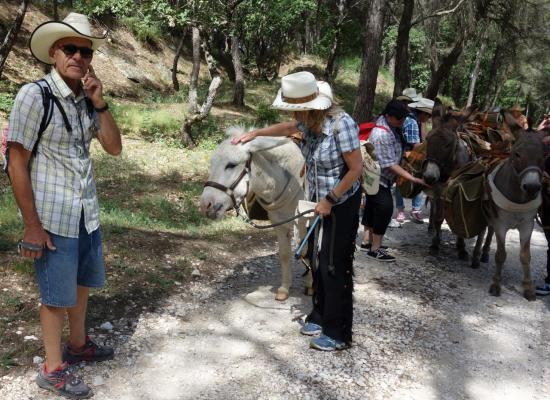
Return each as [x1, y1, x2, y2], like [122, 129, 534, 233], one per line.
[1, 213, 549, 400]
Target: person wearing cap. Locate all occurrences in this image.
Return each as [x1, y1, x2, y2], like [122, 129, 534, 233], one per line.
[232, 71, 362, 351]
[392, 88, 426, 224]
[6, 12, 121, 398]
[359, 100, 429, 262]
[510, 104, 528, 130]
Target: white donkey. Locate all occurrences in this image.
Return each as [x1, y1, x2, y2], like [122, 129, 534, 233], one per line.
[200, 127, 312, 301]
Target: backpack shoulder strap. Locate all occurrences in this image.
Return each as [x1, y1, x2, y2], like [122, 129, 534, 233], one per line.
[31, 79, 73, 155]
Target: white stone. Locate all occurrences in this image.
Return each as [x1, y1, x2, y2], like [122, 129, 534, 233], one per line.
[100, 322, 114, 331]
[92, 376, 105, 386]
[33, 356, 43, 364]
[24, 335, 39, 341]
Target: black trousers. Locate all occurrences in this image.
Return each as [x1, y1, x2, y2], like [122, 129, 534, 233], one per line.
[362, 184, 393, 235]
[541, 200, 550, 283]
[306, 189, 361, 343]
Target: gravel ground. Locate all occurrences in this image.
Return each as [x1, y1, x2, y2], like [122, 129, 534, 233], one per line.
[1, 205, 549, 400]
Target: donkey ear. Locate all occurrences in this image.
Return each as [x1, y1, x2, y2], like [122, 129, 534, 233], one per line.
[503, 111, 524, 140]
[240, 137, 288, 154]
[431, 98, 444, 129]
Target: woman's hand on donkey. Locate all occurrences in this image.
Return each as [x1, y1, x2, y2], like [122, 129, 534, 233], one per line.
[231, 130, 257, 144]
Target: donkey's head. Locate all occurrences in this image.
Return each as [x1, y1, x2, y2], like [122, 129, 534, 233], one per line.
[504, 113, 545, 198]
[200, 126, 288, 220]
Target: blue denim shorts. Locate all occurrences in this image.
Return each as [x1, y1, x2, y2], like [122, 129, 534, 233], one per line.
[34, 222, 105, 308]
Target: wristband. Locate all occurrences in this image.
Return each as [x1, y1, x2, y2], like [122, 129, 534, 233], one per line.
[325, 190, 339, 205]
[94, 103, 109, 113]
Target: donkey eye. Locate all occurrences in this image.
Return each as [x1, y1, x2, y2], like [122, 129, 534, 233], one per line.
[514, 152, 521, 158]
[225, 163, 237, 170]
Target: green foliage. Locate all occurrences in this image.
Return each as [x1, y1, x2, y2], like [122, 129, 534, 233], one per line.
[254, 103, 280, 126]
[120, 16, 161, 44]
[0, 93, 14, 114]
[382, 26, 430, 92]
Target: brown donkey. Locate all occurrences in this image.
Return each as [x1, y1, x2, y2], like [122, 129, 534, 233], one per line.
[422, 100, 492, 267]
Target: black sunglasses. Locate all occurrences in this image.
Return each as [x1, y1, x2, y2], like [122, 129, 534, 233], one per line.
[59, 44, 94, 59]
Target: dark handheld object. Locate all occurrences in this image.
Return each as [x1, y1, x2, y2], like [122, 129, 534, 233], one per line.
[17, 240, 44, 253]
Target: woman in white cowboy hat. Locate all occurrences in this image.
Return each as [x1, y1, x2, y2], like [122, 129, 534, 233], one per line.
[6, 12, 121, 398]
[233, 71, 362, 351]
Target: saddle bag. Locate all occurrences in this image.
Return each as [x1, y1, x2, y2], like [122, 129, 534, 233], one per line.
[397, 142, 426, 198]
[442, 160, 487, 238]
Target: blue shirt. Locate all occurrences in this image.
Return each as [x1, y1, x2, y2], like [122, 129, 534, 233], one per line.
[402, 112, 420, 148]
[298, 112, 360, 203]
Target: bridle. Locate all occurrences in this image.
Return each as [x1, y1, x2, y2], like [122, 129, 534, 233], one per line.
[203, 158, 252, 209]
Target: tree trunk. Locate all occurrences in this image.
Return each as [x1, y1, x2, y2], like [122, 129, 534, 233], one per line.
[483, 42, 503, 109]
[172, 35, 185, 92]
[425, 34, 466, 99]
[188, 26, 201, 114]
[466, 30, 488, 107]
[181, 39, 222, 148]
[393, 0, 414, 97]
[231, 36, 245, 107]
[66, 0, 73, 8]
[53, 0, 59, 20]
[324, 0, 347, 83]
[0, 0, 30, 79]
[353, 0, 386, 123]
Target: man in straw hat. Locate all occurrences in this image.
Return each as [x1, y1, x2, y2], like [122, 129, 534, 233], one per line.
[6, 12, 121, 398]
[232, 71, 363, 351]
[510, 104, 528, 130]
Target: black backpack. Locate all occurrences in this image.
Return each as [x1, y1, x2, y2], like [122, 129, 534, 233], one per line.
[2, 79, 92, 175]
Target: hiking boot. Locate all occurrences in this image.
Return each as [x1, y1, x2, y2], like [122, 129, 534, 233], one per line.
[309, 334, 350, 351]
[396, 211, 406, 223]
[366, 248, 396, 262]
[410, 210, 424, 224]
[62, 336, 114, 365]
[36, 362, 92, 399]
[300, 322, 322, 336]
[536, 283, 550, 296]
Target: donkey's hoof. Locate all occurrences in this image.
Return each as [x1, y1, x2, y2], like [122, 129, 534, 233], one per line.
[304, 287, 314, 296]
[429, 246, 439, 256]
[480, 253, 490, 263]
[275, 288, 289, 301]
[470, 261, 480, 269]
[489, 284, 501, 297]
[458, 251, 469, 262]
[524, 290, 536, 302]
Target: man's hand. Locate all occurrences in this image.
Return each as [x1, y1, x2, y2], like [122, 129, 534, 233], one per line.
[315, 198, 333, 217]
[82, 65, 104, 108]
[20, 225, 55, 259]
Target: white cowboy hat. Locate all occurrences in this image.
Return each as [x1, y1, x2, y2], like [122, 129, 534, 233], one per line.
[396, 88, 422, 102]
[30, 12, 106, 65]
[271, 71, 333, 111]
[409, 98, 435, 114]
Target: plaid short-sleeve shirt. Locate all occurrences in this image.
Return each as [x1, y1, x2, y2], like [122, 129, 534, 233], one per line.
[367, 116, 404, 188]
[8, 69, 101, 238]
[299, 112, 360, 204]
[402, 113, 420, 148]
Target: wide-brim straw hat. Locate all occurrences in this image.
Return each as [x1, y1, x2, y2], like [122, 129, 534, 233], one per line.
[271, 71, 333, 111]
[409, 98, 435, 114]
[396, 87, 422, 102]
[510, 104, 524, 112]
[30, 12, 106, 65]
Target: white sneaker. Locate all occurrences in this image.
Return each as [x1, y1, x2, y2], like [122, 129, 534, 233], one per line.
[388, 219, 400, 228]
